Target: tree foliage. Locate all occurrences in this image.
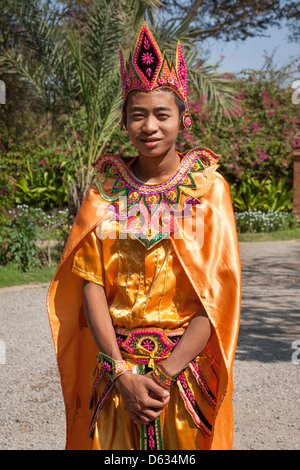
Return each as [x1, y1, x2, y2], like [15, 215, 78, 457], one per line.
[159, 0, 300, 42]
[0, 0, 238, 216]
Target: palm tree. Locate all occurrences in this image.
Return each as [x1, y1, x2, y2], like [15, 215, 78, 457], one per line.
[1, 0, 237, 218]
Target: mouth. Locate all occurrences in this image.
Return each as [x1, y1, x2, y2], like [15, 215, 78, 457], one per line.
[140, 137, 162, 148]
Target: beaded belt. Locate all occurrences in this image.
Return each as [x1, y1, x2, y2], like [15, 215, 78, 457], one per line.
[89, 326, 217, 446]
[115, 326, 185, 368]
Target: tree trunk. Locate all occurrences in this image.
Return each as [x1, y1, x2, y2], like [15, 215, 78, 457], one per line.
[67, 167, 94, 223]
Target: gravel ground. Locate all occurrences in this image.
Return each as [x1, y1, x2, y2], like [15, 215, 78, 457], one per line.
[0, 239, 299, 450]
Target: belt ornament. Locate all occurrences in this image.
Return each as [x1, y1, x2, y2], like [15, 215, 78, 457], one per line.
[88, 327, 217, 448]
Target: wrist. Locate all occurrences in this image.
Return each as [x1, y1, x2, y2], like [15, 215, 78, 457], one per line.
[97, 352, 131, 383]
[151, 362, 182, 390]
[115, 369, 132, 390]
[160, 359, 186, 377]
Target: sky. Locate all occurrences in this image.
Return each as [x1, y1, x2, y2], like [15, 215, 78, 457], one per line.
[204, 25, 299, 77]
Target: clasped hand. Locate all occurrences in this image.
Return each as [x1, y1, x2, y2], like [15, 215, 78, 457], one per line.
[115, 370, 170, 425]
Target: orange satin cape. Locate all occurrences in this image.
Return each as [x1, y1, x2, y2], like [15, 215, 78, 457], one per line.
[47, 169, 241, 450]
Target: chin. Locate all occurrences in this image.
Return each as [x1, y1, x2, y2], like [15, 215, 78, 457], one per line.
[138, 146, 172, 159]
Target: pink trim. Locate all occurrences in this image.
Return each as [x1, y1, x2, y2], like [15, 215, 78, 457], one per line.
[189, 361, 217, 406]
[89, 379, 114, 436]
[92, 147, 220, 195]
[176, 42, 187, 99]
[177, 373, 212, 437]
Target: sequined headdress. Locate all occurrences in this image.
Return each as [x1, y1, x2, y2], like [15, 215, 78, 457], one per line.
[119, 21, 192, 130]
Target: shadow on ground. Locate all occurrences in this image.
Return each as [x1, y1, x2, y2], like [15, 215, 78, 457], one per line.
[236, 241, 300, 363]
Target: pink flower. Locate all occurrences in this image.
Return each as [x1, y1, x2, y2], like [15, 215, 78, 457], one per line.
[250, 122, 260, 131]
[141, 52, 154, 65]
[184, 116, 192, 127]
[141, 340, 154, 351]
[38, 159, 49, 166]
[143, 37, 150, 50]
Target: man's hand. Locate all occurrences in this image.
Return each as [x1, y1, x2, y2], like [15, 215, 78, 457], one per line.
[115, 371, 170, 424]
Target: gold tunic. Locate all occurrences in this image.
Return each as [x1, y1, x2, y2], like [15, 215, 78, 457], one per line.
[72, 228, 218, 451]
[72, 229, 203, 330]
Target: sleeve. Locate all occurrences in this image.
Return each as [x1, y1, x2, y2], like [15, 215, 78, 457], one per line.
[71, 228, 105, 287]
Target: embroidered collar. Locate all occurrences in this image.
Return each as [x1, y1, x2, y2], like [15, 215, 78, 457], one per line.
[92, 147, 220, 248]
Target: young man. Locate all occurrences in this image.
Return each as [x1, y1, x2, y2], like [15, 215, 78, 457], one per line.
[47, 22, 241, 450]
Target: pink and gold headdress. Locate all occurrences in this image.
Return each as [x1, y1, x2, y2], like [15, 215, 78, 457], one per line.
[119, 21, 192, 130]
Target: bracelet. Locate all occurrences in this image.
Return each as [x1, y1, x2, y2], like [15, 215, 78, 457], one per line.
[152, 362, 179, 390]
[97, 352, 131, 382]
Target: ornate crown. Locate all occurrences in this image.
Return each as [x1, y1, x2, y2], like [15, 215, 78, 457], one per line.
[119, 21, 188, 104]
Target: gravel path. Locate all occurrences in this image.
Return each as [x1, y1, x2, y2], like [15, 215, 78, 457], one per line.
[0, 240, 299, 450]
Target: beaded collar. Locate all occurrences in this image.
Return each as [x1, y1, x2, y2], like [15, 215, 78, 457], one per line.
[92, 147, 220, 248]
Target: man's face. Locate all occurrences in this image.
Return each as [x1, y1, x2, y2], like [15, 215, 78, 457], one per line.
[125, 90, 182, 159]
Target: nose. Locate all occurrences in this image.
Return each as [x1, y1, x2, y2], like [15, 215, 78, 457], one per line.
[142, 114, 159, 133]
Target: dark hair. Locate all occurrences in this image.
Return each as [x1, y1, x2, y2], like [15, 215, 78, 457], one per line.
[123, 88, 185, 125]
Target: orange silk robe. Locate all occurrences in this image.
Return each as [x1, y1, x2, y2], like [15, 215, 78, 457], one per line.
[47, 148, 241, 450]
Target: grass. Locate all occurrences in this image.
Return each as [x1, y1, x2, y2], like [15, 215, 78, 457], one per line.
[0, 227, 299, 289]
[0, 264, 57, 288]
[237, 226, 300, 242]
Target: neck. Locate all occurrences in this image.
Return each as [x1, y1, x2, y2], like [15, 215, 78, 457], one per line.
[132, 148, 181, 184]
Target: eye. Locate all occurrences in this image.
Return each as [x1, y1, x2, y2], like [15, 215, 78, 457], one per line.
[131, 113, 144, 120]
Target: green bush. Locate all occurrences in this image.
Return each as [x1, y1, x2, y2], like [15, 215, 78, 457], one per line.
[0, 134, 74, 209]
[230, 175, 294, 212]
[182, 57, 298, 186]
[1, 209, 40, 272]
[13, 159, 70, 209]
[0, 205, 69, 271]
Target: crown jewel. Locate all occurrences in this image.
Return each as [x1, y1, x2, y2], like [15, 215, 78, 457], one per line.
[119, 22, 187, 103]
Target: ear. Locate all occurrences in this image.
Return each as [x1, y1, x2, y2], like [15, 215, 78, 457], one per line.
[179, 117, 185, 132]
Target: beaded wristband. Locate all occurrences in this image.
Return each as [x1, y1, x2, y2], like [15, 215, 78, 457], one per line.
[97, 352, 131, 382]
[152, 362, 179, 390]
